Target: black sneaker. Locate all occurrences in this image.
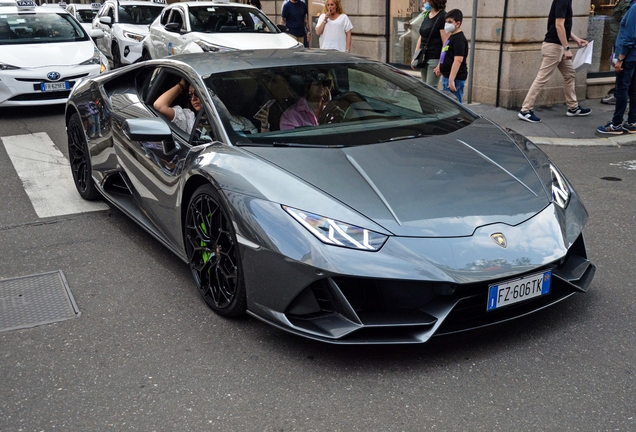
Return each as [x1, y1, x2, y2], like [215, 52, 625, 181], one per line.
[622, 122, 636, 134]
[597, 122, 624, 135]
[567, 106, 592, 116]
[518, 110, 541, 123]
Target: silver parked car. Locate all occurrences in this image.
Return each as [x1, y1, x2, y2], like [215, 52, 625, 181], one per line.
[65, 49, 595, 344]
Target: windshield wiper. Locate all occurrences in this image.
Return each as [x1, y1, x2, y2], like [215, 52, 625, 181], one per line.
[378, 133, 426, 143]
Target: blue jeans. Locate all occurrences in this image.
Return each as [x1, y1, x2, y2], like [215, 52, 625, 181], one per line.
[612, 61, 636, 125]
[442, 76, 465, 104]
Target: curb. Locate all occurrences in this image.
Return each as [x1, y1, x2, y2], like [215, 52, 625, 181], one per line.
[528, 134, 636, 147]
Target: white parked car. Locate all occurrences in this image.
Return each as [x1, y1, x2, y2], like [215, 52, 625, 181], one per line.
[0, 0, 108, 107]
[141, 1, 300, 60]
[66, 2, 100, 34]
[92, 0, 165, 68]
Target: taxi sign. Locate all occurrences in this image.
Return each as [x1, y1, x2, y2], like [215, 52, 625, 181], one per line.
[151, 0, 165, 4]
[91, 2, 101, 9]
[16, 0, 36, 9]
[58, 1, 67, 7]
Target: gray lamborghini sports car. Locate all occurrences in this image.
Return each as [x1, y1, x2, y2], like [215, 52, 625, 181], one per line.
[65, 49, 595, 344]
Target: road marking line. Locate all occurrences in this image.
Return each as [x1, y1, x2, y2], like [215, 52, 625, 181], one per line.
[1, 132, 108, 218]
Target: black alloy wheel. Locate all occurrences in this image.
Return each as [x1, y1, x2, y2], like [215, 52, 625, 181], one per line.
[67, 113, 101, 200]
[185, 184, 246, 317]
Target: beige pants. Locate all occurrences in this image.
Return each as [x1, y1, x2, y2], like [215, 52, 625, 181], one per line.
[521, 42, 578, 112]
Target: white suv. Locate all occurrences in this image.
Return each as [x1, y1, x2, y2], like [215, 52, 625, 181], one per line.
[92, 0, 165, 68]
[142, 1, 300, 60]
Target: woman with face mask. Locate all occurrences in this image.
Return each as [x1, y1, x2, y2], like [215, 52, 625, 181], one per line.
[412, 0, 448, 87]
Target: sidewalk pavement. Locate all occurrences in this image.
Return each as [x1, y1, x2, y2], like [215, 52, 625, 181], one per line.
[466, 98, 636, 147]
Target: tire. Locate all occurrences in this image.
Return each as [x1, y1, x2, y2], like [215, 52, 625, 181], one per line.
[112, 43, 122, 69]
[184, 184, 247, 317]
[67, 113, 101, 200]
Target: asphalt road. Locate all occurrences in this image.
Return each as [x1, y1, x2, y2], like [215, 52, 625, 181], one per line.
[1, 106, 635, 431]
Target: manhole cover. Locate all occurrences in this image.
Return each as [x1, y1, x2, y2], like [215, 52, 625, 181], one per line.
[0, 270, 80, 333]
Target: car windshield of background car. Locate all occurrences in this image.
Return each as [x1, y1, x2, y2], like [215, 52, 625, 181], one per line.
[189, 6, 278, 33]
[76, 9, 97, 23]
[118, 5, 162, 25]
[205, 63, 477, 147]
[0, 13, 88, 44]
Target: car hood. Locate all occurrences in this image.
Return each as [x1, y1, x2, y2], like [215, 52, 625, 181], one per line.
[245, 119, 552, 237]
[192, 32, 299, 50]
[0, 41, 96, 68]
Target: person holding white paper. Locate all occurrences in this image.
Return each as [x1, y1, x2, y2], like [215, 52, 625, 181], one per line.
[518, 0, 591, 124]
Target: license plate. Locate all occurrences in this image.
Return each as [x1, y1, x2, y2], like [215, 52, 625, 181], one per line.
[40, 82, 70, 92]
[487, 270, 551, 311]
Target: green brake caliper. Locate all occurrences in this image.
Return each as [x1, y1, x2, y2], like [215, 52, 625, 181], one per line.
[200, 220, 210, 264]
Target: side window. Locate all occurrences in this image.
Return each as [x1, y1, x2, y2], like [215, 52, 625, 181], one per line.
[159, 8, 169, 26]
[168, 9, 184, 30]
[192, 108, 215, 144]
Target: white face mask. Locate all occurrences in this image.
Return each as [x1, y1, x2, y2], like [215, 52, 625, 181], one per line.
[444, 22, 456, 34]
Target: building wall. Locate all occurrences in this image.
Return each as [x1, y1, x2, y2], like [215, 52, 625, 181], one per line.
[263, 0, 593, 109]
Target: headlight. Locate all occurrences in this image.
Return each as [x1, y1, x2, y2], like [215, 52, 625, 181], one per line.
[0, 62, 20, 70]
[194, 40, 236, 53]
[123, 30, 144, 42]
[284, 206, 388, 251]
[550, 164, 570, 209]
[80, 47, 101, 65]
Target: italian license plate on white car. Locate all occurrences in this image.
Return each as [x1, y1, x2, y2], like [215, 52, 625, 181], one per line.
[487, 270, 552, 311]
[40, 82, 70, 92]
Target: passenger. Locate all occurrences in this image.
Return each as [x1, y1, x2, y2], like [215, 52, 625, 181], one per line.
[0, 19, 19, 40]
[279, 72, 332, 130]
[154, 79, 201, 134]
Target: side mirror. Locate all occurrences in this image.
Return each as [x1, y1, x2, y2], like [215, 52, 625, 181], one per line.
[89, 28, 104, 39]
[277, 24, 288, 33]
[122, 118, 174, 153]
[99, 16, 112, 27]
[164, 22, 181, 33]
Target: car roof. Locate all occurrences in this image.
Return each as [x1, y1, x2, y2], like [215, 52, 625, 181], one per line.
[103, 0, 166, 5]
[0, 4, 70, 14]
[66, 3, 99, 9]
[166, 49, 376, 77]
[175, 1, 253, 8]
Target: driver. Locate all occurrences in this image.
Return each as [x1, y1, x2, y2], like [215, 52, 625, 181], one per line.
[279, 71, 332, 130]
[0, 19, 19, 39]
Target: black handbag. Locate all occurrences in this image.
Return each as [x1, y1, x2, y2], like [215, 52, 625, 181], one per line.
[411, 12, 442, 68]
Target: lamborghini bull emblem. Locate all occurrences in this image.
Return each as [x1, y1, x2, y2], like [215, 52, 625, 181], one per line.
[490, 233, 507, 248]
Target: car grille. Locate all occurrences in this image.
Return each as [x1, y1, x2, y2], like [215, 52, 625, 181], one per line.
[9, 91, 71, 101]
[15, 73, 89, 83]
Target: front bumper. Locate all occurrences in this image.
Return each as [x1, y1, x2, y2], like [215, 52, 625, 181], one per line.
[247, 233, 594, 344]
[118, 39, 143, 65]
[0, 64, 101, 107]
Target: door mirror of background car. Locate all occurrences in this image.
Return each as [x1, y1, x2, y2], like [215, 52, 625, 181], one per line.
[90, 28, 104, 39]
[123, 118, 174, 153]
[276, 24, 288, 33]
[164, 22, 181, 33]
[99, 16, 112, 27]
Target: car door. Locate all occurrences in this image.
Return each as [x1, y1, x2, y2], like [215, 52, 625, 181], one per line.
[163, 7, 186, 56]
[113, 66, 217, 250]
[148, 7, 170, 58]
[94, 3, 114, 59]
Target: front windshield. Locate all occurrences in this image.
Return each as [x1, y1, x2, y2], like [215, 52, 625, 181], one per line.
[75, 8, 97, 23]
[118, 5, 162, 25]
[189, 5, 279, 33]
[0, 12, 88, 44]
[204, 63, 477, 146]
